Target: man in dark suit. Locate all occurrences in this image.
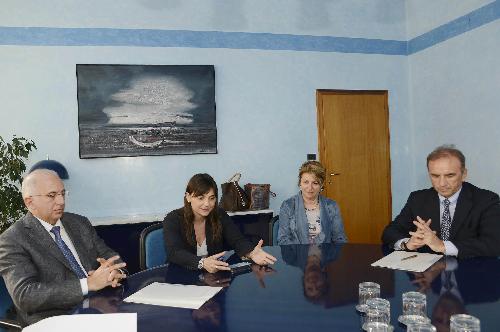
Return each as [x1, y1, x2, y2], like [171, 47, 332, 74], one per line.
[0, 169, 127, 325]
[382, 145, 500, 258]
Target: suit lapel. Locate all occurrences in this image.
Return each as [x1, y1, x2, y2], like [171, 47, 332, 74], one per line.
[22, 213, 74, 272]
[426, 189, 441, 237]
[450, 184, 472, 240]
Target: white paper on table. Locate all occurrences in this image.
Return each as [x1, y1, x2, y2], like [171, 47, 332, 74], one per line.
[371, 251, 443, 273]
[123, 282, 222, 309]
[23, 313, 137, 332]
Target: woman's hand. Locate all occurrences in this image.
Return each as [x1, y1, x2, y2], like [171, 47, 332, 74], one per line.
[202, 252, 231, 273]
[248, 240, 277, 266]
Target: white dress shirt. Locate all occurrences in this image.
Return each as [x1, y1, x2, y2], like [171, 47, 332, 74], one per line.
[37, 218, 89, 295]
[395, 187, 461, 256]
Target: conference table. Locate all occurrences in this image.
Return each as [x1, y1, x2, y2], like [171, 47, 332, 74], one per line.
[78, 244, 500, 332]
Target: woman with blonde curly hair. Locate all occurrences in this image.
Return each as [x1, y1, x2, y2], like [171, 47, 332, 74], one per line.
[278, 161, 347, 244]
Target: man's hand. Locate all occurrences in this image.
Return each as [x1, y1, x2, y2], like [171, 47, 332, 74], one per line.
[202, 252, 231, 273]
[248, 240, 277, 266]
[87, 255, 127, 291]
[411, 216, 446, 253]
[406, 216, 431, 250]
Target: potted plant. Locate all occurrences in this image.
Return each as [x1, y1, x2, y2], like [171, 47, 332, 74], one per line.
[0, 135, 36, 234]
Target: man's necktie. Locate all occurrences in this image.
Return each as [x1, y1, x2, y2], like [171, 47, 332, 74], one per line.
[50, 226, 87, 279]
[441, 198, 452, 241]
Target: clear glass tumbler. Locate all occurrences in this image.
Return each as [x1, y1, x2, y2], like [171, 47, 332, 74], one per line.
[362, 297, 390, 330]
[356, 281, 381, 312]
[398, 291, 430, 325]
[450, 314, 480, 332]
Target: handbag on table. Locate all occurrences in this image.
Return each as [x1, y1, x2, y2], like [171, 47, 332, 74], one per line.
[219, 173, 250, 212]
[244, 183, 276, 210]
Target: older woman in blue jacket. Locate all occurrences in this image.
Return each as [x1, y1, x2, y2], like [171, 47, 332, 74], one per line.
[278, 161, 347, 245]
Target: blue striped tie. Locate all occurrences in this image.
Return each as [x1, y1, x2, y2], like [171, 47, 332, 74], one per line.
[50, 226, 87, 279]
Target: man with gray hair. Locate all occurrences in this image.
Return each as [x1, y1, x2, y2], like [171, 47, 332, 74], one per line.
[382, 145, 500, 258]
[0, 169, 127, 325]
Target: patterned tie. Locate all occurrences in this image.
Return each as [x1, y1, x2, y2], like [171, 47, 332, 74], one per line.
[50, 226, 87, 279]
[441, 198, 452, 241]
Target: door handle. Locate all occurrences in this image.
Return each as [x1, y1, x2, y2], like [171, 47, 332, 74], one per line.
[328, 173, 340, 184]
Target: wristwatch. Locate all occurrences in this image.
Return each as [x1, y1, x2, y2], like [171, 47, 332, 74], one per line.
[401, 240, 410, 251]
[197, 258, 205, 270]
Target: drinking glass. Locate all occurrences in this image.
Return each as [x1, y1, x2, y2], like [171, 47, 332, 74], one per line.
[364, 322, 394, 332]
[397, 291, 430, 325]
[450, 314, 480, 332]
[407, 322, 437, 332]
[356, 282, 380, 312]
[362, 298, 390, 330]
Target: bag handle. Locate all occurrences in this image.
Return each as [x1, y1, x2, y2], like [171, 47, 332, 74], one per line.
[232, 182, 247, 208]
[227, 173, 241, 183]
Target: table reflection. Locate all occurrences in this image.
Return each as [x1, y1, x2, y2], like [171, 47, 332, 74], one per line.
[74, 244, 499, 332]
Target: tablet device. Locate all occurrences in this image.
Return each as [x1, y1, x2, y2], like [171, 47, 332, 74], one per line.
[218, 250, 235, 262]
[228, 261, 252, 275]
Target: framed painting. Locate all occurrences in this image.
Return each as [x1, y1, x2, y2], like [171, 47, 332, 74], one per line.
[77, 64, 216, 158]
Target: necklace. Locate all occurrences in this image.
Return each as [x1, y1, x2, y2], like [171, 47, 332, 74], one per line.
[304, 199, 319, 211]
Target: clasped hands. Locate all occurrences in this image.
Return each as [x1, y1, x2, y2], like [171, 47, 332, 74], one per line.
[87, 255, 127, 291]
[406, 216, 446, 253]
[201, 239, 277, 274]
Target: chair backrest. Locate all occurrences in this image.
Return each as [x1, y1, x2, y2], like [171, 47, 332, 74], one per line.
[271, 215, 279, 245]
[139, 223, 167, 270]
[0, 277, 21, 330]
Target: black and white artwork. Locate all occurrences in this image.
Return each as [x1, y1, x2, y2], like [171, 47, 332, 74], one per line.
[77, 65, 216, 158]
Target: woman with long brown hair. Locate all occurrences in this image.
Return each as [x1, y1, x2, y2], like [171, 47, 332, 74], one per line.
[163, 173, 276, 273]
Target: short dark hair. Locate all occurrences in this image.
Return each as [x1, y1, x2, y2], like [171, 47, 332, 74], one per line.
[426, 145, 466, 171]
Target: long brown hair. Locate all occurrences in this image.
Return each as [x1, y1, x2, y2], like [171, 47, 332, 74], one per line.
[183, 173, 222, 246]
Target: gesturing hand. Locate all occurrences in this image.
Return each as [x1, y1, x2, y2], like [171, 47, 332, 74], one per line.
[406, 216, 431, 251]
[87, 255, 127, 291]
[202, 252, 231, 273]
[248, 239, 277, 266]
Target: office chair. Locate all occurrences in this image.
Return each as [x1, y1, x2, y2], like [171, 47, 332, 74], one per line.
[271, 215, 279, 245]
[139, 223, 167, 270]
[0, 278, 21, 331]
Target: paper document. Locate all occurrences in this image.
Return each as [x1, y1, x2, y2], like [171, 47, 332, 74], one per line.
[23, 313, 137, 332]
[371, 251, 443, 272]
[124, 282, 222, 309]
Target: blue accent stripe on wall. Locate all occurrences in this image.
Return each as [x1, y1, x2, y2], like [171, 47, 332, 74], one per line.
[408, 0, 500, 54]
[0, 1, 498, 55]
[0, 27, 406, 55]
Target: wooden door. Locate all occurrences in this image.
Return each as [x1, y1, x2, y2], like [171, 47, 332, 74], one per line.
[316, 90, 391, 244]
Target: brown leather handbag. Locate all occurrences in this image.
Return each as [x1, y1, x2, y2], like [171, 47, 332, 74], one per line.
[219, 173, 250, 212]
[244, 183, 276, 210]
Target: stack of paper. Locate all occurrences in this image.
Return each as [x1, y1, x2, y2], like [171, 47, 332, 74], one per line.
[371, 251, 443, 272]
[123, 282, 222, 309]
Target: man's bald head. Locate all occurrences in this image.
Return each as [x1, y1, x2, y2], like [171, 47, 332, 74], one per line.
[22, 169, 65, 224]
[22, 169, 61, 199]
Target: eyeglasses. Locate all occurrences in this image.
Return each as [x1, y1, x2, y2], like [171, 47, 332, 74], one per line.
[30, 190, 68, 200]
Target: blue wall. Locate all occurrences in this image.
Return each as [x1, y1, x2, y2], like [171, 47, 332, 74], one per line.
[0, 0, 498, 222]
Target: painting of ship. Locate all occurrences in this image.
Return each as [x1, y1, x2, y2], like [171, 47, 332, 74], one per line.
[77, 65, 216, 158]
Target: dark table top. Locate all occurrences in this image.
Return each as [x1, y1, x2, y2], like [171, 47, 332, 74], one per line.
[79, 244, 500, 332]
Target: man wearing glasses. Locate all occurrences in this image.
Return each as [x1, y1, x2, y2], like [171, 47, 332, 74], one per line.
[0, 169, 127, 326]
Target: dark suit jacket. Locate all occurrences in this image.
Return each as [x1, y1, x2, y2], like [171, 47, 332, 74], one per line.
[163, 208, 254, 270]
[382, 182, 500, 258]
[0, 212, 119, 325]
